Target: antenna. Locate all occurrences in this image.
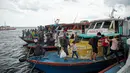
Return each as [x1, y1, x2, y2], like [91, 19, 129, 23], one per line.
[109, 8, 117, 18]
[73, 13, 78, 23]
[55, 19, 60, 24]
[118, 16, 120, 19]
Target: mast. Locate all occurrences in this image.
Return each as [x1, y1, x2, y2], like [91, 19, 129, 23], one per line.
[73, 13, 78, 23]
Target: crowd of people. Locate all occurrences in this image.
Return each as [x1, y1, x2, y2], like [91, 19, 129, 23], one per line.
[89, 32, 126, 65]
[55, 31, 125, 63]
[22, 26, 127, 64]
[22, 25, 57, 44]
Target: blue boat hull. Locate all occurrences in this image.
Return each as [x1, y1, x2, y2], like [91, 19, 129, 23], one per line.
[99, 59, 126, 73]
[28, 58, 122, 73]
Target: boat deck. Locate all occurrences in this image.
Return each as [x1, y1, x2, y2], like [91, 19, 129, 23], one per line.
[27, 51, 124, 73]
[29, 51, 106, 64]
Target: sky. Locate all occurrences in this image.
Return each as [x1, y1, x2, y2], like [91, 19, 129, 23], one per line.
[0, 0, 130, 27]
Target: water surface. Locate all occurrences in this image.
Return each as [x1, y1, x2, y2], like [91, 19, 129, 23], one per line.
[0, 28, 40, 73]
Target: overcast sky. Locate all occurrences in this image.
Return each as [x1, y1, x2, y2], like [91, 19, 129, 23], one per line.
[0, 0, 130, 27]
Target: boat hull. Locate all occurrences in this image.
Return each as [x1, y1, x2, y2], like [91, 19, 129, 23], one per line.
[19, 37, 34, 43]
[28, 56, 123, 73]
[99, 59, 126, 73]
[27, 44, 58, 51]
[0, 26, 16, 30]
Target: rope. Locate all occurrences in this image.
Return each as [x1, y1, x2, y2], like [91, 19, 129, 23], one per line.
[29, 56, 43, 73]
[29, 52, 48, 73]
[28, 47, 47, 73]
[25, 47, 32, 73]
[29, 59, 38, 73]
[27, 47, 32, 59]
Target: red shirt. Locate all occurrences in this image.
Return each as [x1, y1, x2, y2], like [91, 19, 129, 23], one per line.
[101, 37, 109, 46]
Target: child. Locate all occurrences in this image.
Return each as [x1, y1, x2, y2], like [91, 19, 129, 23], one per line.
[101, 35, 109, 60]
[71, 41, 78, 58]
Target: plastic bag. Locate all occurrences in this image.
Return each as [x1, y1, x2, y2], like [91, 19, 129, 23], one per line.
[60, 49, 66, 58]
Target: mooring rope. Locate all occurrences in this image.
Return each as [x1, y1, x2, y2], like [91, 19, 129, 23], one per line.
[27, 47, 32, 59]
[29, 59, 38, 73]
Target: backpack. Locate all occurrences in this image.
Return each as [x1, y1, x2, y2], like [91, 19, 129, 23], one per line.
[88, 38, 93, 45]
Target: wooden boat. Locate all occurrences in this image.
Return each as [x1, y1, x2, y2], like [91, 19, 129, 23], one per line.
[26, 18, 130, 73]
[98, 59, 126, 73]
[27, 43, 58, 51]
[27, 51, 124, 73]
[25, 35, 126, 73]
[0, 26, 16, 30]
[0, 22, 16, 31]
[19, 36, 34, 43]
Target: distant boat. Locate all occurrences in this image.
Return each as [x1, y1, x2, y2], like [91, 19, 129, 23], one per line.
[0, 26, 16, 30]
[0, 22, 16, 31]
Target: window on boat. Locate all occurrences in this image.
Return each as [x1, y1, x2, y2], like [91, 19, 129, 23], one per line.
[72, 25, 74, 29]
[76, 25, 78, 29]
[79, 25, 82, 29]
[73, 25, 76, 29]
[95, 22, 102, 29]
[86, 25, 89, 28]
[82, 25, 85, 33]
[75, 25, 81, 30]
[102, 21, 111, 28]
[118, 20, 123, 26]
[70, 25, 74, 30]
[115, 21, 119, 33]
[57, 26, 62, 30]
[68, 26, 70, 29]
[66, 25, 73, 30]
[89, 22, 95, 29]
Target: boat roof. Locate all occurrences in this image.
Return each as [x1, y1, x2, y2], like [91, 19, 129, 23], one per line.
[58, 22, 90, 26]
[90, 18, 124, 22]
[45, 22, 90, 27]
[78, 33, 120, 38]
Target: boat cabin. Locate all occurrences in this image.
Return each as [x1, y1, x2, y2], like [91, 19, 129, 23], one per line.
[79, 18, 130, 38]
[87, 19, 124, 35]
[56, 22, 90, 36]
